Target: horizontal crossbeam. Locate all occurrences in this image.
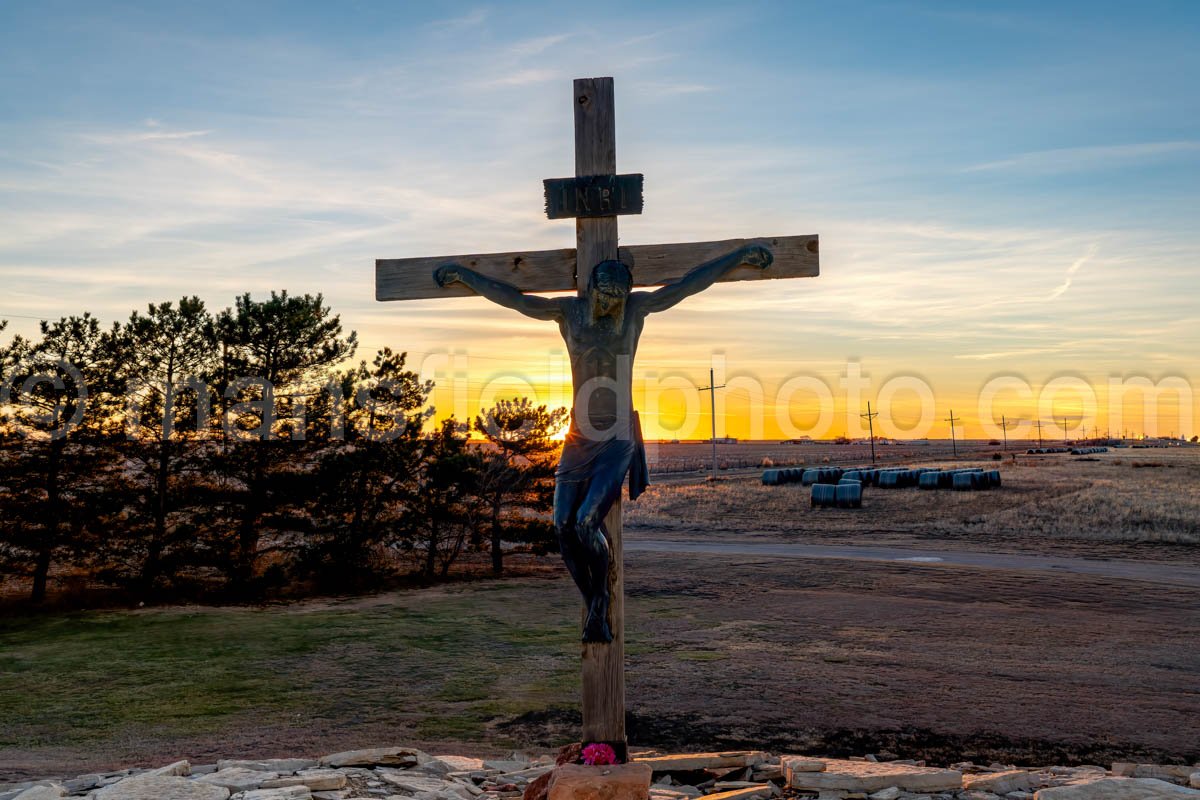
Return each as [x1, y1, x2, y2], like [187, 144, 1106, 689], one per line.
[375, 234, 819, 301]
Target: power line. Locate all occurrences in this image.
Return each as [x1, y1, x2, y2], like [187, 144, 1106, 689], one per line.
[698, 367, 726, 481]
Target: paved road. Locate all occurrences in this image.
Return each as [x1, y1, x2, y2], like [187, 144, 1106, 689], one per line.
[625, 538, 1200, 588]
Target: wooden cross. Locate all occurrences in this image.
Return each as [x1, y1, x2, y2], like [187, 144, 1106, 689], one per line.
[376, 77, 819, 752]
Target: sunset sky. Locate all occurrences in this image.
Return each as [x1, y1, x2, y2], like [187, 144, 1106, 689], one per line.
[2, 1, 1197, 440]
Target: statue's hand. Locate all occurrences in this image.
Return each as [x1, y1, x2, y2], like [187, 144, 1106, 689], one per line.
[741, 245, 773, 270]
[434, 263, 466, 287]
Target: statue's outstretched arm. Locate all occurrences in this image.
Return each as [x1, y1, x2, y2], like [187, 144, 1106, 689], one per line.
[636, 245, 773, 314]
[434, 264, 565, 321]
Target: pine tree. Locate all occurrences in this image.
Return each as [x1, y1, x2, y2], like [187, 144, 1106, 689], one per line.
[473, 398, 567, 574]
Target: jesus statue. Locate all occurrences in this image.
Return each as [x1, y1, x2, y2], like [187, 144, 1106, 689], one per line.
[434, 244, 773, 642]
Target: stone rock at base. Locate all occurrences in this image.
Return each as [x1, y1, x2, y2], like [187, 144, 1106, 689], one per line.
[1035, 778, 1200, 799]
[1132, 766, 1200, 783]
[547, 764, 652, 800]
[634, 754, 767, 772]
[439, 757, 489, 772]
[964, 771, 1035, 795]
[94, 775, 231, 800]
[218, 759, 318, 773]
[527, 750, 588, 800]
[63, 774, 103, 794]
[320, 747, 423, 768]
[13, 786, 66, 800]
[961, 791, 1003, 800]
[785, 759, 961, 793]
[260, 770, 348, 791]
[1191, 773, 1200, 790]
[149, 761, 192, 777]
[697, 785, 774, 800]
[195, 768, 277, 792]
[237, 788, 312, 800]
[780, 757, 827, 782]
[866, 788, 900, 800]
[379, 773, 457, 793]
[488, 761, 532, 773]
[524, 772, 553, 800]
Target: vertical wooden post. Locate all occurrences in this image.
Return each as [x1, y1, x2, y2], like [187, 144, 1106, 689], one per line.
[574, 76, 626, 751]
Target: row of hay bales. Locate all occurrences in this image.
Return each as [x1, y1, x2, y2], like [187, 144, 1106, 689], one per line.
[918, 468, 1002, 490]
[1027, 446, 1071, 454]
[1070, 446, 1109, 455]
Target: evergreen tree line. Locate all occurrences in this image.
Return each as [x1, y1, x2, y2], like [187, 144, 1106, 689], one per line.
[0, 293, 568, 605]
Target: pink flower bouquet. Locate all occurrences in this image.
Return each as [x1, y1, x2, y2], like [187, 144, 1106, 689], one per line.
[581, 743, 618, 766]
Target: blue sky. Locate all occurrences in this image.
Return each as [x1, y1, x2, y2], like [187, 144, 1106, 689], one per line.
[1, 1, 1197, 438]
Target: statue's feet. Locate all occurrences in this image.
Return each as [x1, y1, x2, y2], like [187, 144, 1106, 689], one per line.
[582, 609, 613, 643]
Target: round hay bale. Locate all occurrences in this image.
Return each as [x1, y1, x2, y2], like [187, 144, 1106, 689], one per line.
[811, 483, 837, 508]
[987, 469, 1002, 487]
[918, 472, 940, 490]
[835, 482, 863, 508]
[761, 469, 781, 485]
[801, 469, 819, 486]
[952, 472, 974, 491]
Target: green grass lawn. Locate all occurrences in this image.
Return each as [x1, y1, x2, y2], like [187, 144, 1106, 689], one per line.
[0, 578, 584, 753]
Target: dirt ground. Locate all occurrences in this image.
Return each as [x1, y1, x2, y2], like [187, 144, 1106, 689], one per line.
[3, 445, 1198, 781]
[4, 554, 1198, 780]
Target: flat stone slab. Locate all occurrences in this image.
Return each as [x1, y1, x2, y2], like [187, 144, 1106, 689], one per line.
[260, 770, 347, 791]
[438, 756, 488, 772]
[94, 775, 231, 800]
[548, 764, 653, 800]
[1035, 778, 1200, 799]
[963, 770, 1034, 794]
[218, 759, 318, 773]
[12, 787, 66, 800]
[784, 758, 962, 793]
[319, 747, 421, 768]
[238, 789, 312, 800]
[779, 757, 825, 776]
[379, 774, 459, 794]
[633, 753, 767, 772]
[195, 768, 277, 792]
[698, 785, 774, 800]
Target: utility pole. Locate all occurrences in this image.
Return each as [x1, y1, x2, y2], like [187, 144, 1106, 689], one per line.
[998, 415, 1014, 451]
[1034, 419, 1045, 447]
[1060, 416, 1069, 442]
[946, 409, 960, 457]
[861, 401, 879, 464]
[698, 367, 725, 481]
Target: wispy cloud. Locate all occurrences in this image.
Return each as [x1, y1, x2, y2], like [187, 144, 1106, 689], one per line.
[426, 8, 488, 30]
[509, 33, 571, 57]
[641, 81, 715, 96]
[475, 68, 558, 88]
[82, 128, 212, 145]
[964, 141, 1200, 174]
[1046, 243, 1098, 300]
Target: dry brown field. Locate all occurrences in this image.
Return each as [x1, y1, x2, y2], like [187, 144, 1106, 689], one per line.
[631, 442, 1200, 557]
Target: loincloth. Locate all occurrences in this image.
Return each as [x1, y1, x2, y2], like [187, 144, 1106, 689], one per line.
[555, 410, 649, 500]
